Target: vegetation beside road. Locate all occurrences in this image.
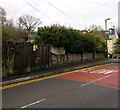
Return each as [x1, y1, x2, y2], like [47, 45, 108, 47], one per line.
[1, 7, 108, 77]
[35, 25, 106, 53]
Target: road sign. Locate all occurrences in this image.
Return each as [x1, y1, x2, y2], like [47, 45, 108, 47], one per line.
[108, 28, 116, 39]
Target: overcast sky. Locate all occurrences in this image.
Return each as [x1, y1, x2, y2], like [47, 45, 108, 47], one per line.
[0, 0, 119, 30]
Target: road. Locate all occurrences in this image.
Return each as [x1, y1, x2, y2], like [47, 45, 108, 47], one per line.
[2, 63, 120, 109]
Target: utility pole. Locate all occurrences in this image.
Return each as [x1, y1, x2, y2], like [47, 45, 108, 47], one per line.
[118, 1, 120, 34]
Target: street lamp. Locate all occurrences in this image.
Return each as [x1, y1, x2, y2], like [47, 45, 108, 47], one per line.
[105, 18, 110, 58]
[105, 18, 110, 31]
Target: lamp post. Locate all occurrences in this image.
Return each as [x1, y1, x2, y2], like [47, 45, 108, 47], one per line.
[105, 18, 110, 58]
[105, 18, 110, 31]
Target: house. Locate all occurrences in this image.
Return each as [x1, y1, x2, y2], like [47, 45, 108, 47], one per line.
[107, 27, 119, 58]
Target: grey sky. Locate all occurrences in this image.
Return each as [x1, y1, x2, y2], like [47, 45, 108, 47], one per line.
[0, 0, 119, 30]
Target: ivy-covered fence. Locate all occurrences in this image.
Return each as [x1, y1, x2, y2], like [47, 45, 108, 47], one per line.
[2, 42, 50, 77]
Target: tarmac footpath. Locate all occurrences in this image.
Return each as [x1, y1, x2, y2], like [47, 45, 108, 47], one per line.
[1, 58, 120, 87]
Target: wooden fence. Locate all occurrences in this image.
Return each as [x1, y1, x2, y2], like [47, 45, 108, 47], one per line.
[2, 43, 105, 77]
[14, 44, 50, 73]
[2, 43, 50, 76]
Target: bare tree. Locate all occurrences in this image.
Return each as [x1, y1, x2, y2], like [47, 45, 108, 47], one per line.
[0, 7, 6, 27]
[88, 25, 102, 32]
[18, 15, 41, 42]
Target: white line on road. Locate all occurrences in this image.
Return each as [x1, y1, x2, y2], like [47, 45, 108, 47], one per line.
[20, 98, 46, 108]
[80, 75, 111, 87]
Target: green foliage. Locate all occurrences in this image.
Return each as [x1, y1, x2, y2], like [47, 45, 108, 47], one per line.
[116, 39, 120, 44]
[114, 39, 120, 53]
[90, 29, 106, 52]
[36, 25, 68, 47]
[2, 42, 15, 76]
[2, 26, 28, 74]
[81, 33, 97, 52]
[2, 26, 28, 43]
[35, 24, 105, 53]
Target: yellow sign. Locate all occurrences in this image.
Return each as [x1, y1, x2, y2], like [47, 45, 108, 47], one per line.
[33, 45, 38, 51]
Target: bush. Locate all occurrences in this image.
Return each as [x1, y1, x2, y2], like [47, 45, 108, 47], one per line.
[35, 24, 105, 53]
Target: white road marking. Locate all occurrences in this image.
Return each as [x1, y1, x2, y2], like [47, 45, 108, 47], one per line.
[90, 69, 105, 74]
[80, 75, 111, 87]
[82, 68, 119, 75]
[20, 98, 46, 108]
[80, 68, 94, 72]
[104, 70, 119, 74]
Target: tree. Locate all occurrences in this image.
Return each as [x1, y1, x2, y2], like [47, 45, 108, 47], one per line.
[90, 28, 106, 52]
[81, 33, 97, 52]
[88, 25, 103, 32]
[117, 31, 120, 38]
[35, 25, 69, 47]
[1, 8, 28, 44]
[35, 25, 98, 53]
[0, 6, 6, 27]
[18, 15, 41, 42]
[114, 39, 120, 54]
[2, 19, 28, 43]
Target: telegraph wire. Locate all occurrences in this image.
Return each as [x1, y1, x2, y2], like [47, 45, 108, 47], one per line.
[24, 0, 117, 29]
[44, 0, 85, 28]
[24, 0, 54, 22]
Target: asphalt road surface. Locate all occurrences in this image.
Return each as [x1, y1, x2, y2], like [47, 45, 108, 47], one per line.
[2, 63, 120, 109]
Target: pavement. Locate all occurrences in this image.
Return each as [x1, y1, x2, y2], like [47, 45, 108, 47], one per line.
[1, 58, 120, 86]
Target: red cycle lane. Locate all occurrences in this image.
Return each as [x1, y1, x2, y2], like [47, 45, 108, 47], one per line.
[56, 64, 119, 90]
